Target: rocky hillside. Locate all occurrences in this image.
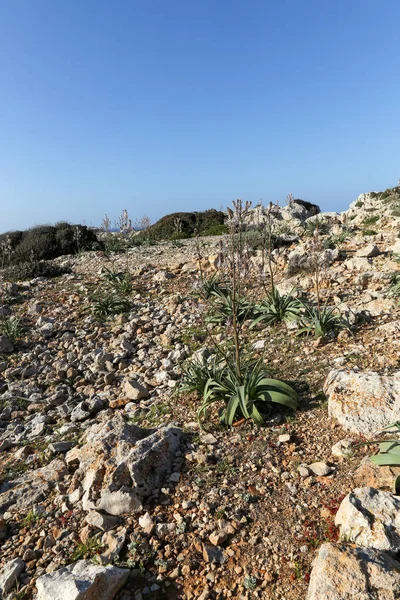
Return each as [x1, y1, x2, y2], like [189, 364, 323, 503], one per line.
[0, 188, 399, 600]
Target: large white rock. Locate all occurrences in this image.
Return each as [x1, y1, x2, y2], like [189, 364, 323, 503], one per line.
[66, 413, 182, 515]
[36, 560, 129, 600]
[324, 369, 400, 436]
[336, 487, 400, 551]
[0, 558, 25, 596]
[307, 543, 400, 600]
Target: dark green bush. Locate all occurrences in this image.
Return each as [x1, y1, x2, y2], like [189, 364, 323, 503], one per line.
[200, 223, 228, 236]
[138, 209, 226, 241]
[0, 223, 98, 265]
[3, 261, 71, 281]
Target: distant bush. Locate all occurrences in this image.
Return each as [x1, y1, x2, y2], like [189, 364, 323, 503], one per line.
[355, 201, 364, 207]
[362, 229, 377, 236]
[3, 261, 71, 281]
[363, 215, 379, 225]
[0, 223, 98, 265]
[138, 209, 226, 241]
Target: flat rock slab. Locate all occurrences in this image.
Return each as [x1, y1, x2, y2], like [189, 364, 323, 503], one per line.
[0, 459, 67, 515]
[336, 487, 400, 551]
[66, 413, 183, 515]
[324, 369, 400, 436]
[36, 559, 129, 600]
[307, 543, 400, 600]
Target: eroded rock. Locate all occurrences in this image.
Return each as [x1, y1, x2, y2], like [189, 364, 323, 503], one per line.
[324, 369, 400, 435]
[66, 413, 183, 515]
[307, 543, 400, 600]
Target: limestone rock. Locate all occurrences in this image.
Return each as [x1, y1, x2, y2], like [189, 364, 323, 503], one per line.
[324, 369, 400, 436]
[66, 413, 182, 515]
[355, 243, 380, 258]
[354, 456, 400, 492]
[307, 543, 400, 600]
[0, 558, 25, 596]
[0, 459, 67, 514]
[122, 379, 149, 401]
[35, 559, 129, 600]
[336, 487, 400, 551]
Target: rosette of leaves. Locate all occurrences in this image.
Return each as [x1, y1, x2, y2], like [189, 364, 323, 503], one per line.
[251, 286, 303, 327]
[181, 359, 298, 427]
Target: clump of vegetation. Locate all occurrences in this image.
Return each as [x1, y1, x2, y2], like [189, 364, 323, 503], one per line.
[183, 199, 299, 428]
[363, 215, 380, 226]
[71, 537, 104, 561]
[251, 287, 303, 327]
[91, 291, 131, 319]
[3, 260, 71, 281]
[296, 304, 345, 339]
[0, 316, 23, 343]
[182, 359, 298, 427]
[389, 275, 400, 299]
[138, 209, 226, 241]
[0, 222, 97, 266]
[362, 229, 377, 236]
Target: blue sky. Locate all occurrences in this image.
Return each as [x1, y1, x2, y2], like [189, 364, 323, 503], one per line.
[1, 0, 399, 231]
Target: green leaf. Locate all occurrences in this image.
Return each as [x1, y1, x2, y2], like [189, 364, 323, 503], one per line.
[370, 453, 400, 466]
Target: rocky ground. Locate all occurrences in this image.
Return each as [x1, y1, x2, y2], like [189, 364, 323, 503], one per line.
[0, 191, 400, 599]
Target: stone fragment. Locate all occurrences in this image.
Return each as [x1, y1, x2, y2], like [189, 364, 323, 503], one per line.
[202, 544, 226, 564]
[99, 528, 127, 564]
[122, 379, 149, 401]
[306, 543, 400, 600]
[324, 369, 400, 436]
[35, 560, 129, 600]
[209, 531, 228, 546]
[355, 243, 380, 258]
[84, 511, 120, 531]
[335, 487, 400, 551]
[138, 512, 155, 534]
[0, 335, 13, 354]
[0, 558, 25, 596]
[308, 462, 332, 476]
[331, 439, 352, 457]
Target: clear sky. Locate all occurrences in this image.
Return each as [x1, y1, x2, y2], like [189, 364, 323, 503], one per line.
[1, 0, 399, 231]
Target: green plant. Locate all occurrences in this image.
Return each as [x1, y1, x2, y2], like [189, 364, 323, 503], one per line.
[0, 315, 23, 343]
[205, 283, 254, 325]
[23, 510, 40, 526]
[363, 215, 380, 226]
[362, 229, 377, 236]
[101, 267, 133, 295]
[304, 219, 329, 237]
[91, 292, 131, 319]
[355, 201, 364, 207]
[251, 286, 303, 327]
[389, 275, 400, 299]
[356, 422, 400, 473]
[296, 304, 345, 339]
[182, 359, 298, 427]
[71, 537, 104, 561]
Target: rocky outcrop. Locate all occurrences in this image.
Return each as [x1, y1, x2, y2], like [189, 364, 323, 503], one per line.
[35, 560, 129, 600]
[307, 543, 400, 600]
[66, 413, 183, 515]
[324, 369, 400, 436]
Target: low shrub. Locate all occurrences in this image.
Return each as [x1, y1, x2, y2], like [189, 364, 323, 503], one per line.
[363, 215, 379, 226]
[3, 261, 70, 281]
[138, 209, 226, 241]
[0, 223, 98, 265]
[362, 229, 377, 236]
